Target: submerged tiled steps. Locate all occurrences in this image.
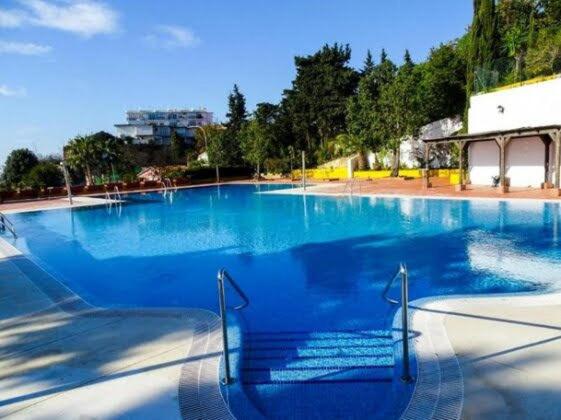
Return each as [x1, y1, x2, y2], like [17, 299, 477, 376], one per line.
[242, 330, 395, 385]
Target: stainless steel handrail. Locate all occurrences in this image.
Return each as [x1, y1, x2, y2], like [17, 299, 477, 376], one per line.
[382, 263, 413, 383]
[217, 268, 249, 385]
[0, 212, 17, 238]
[113, 186, 122, 201]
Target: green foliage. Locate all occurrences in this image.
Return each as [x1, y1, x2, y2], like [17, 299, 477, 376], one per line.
[205, 125, 233, 168]
[23, 162, 64, 189]
[2, 148, 39, 187]
[467, 0, 500, 96]
[221, 84, 247, 164]
[525, 26, 561, 77]
[375, 51, 424, 175]
[283, 43, 359, 157]
[419, 42, 467, 122]
[240, 118, 272, 175]
[226, 84, 248, 134]
[347, 49, 397, 161]
[170, 131, 186, 163]
[65, 132, 127, 185]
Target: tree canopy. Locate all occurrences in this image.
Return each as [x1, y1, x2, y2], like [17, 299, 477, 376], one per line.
[2, 149, 40, 187]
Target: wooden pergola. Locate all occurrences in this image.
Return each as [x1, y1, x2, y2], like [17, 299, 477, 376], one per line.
[422, 125, 561, 192]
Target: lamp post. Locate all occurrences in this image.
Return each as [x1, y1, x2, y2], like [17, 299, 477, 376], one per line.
[60, 161, 73, 205]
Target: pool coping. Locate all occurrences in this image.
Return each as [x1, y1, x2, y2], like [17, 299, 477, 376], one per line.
[260, 183, 561, 204]
[399, 286, 561, 420]
[0, 237, 234, 420]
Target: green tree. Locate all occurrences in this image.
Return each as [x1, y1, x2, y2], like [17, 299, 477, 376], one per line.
[65, 135, 101, 186]
[226, 84, 248, 134]
[377, 51, 423, 176]
[525, 26, 561, 76]
[419, 42, 467, 121]
[240, 118, 272, 178]
[223, 84, 247, 163]
[283, 43, 359, 160]
[92, 131, 124, 181]
[467, 0, 500, 97]
[23, 162, 64, 189]
[170, 130, 185, 163]
[347, 49, 397, 169]
[205, 125, 230, 182]
[2, 149, 39, 187]
[362, 49, 375, 74]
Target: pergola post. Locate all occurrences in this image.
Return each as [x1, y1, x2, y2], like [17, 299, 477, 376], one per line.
[495, 136, 511, 193]
[423, 143, 432, 189]
[456, 141, 467, 191]
[540, 135, 552, 189]
[552, 130, 561, 195]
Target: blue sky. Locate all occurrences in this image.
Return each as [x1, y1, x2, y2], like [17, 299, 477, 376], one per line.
[0, 0, 472, 163]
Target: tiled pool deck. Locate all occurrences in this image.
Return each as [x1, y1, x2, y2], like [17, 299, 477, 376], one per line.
[0, 239, 233, 419]
[2, 182, 561, 419]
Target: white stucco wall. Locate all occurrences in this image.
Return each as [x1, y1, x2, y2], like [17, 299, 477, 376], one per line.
[468, 141, 499, 186]
[469, 137, 550, 187]
[368, 116, 462, 169]
[468, 76, 561, 133]
[467, 76, 561, 186]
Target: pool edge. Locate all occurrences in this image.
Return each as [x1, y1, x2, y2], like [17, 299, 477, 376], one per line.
[0, 236, 235, 420]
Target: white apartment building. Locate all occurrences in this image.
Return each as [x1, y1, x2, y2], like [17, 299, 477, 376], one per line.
[115, 109, 213, 145]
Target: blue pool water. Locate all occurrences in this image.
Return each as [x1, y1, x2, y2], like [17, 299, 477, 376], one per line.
[4, 184, 561, 418]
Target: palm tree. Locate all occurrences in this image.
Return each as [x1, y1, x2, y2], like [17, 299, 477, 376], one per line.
[334, 133, 369, 170]
[65, 135, 100, 186]
[97, 134, 124, 182]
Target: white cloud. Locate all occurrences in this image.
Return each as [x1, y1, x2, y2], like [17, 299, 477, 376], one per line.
[0, 0, 119, 37]
[0, 84, 27, 97]
[0, 40, 52, 55]
[0, 8, 25, 27]
[145, 25, 200, 49]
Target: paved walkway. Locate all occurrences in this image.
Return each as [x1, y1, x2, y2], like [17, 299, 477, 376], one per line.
[288, 177, 561, 201]
[434, 293, 561, 419]
[0, 243, 231, 419]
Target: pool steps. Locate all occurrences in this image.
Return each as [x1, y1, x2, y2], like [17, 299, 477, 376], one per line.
[241, 330, 395, 385]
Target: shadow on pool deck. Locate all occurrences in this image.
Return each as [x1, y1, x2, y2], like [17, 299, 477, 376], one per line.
[419, 298, 561, 419]
[0, 253, 227, 419]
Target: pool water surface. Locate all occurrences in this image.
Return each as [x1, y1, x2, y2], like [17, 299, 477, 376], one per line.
[4, 184, 561, 418]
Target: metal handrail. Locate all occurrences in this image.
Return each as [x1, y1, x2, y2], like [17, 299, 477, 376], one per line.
[0, 212, 17, 238]
[382, 263, 406, 304]
[160, 180, 168, 195]
[382, 263, 413, 383]
[217, 268, 249, 385]
[113, 186, 122, 201]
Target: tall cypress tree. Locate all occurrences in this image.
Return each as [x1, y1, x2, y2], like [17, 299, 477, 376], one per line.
[226, 84, 247, 135]
[362, 49, 375, 74]
[224, 84, 247, 164]
[466, 0, 499, 114]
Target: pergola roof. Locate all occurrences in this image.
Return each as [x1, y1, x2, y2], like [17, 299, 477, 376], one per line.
[422, 124, 561, 145]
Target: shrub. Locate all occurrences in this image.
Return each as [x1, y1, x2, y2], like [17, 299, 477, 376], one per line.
[23, 162, 64, 189]
[264, 158, 291, 176]
[2, 149, 39, 187]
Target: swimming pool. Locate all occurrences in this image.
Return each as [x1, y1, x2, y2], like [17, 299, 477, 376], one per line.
[3, 184, 561, 418]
